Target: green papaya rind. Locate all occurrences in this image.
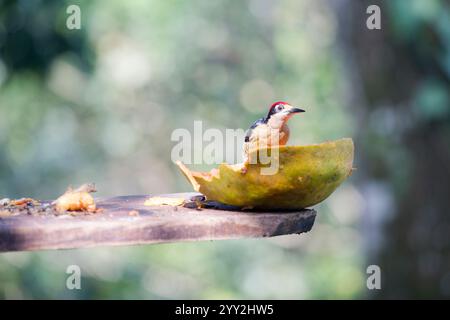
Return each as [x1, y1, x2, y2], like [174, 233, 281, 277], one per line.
[177, 138, 354, 210]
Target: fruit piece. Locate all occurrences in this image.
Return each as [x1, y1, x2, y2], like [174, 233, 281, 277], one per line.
[54, 183, 97, 213]
[10, 198, 40, 206]
[177, 138, 354, 210]
[144, 196, 186, 207]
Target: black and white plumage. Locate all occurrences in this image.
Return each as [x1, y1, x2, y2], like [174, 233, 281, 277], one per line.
[244, 117, 266, 143]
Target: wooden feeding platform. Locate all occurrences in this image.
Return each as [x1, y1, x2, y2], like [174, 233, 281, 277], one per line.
[0, 193, 316, 252]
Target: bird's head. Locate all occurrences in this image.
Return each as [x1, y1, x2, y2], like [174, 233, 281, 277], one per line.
[266, 101, 305, 127]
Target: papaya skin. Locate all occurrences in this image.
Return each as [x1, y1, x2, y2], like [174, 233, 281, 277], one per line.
[177, 138, 354, 210]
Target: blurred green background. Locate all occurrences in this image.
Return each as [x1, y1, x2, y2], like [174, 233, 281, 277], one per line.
[0, 0, 449, 299]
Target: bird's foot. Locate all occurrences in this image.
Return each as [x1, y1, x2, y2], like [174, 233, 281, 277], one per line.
[231, 162, 248, 174]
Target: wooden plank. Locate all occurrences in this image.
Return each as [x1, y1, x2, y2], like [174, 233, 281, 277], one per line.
[0, 193, 316, 252]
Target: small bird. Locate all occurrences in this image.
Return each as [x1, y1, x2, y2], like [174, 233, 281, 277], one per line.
[241, 101, 305, 172]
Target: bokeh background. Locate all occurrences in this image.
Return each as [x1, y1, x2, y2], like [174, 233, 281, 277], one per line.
[0, 0, 449, 299]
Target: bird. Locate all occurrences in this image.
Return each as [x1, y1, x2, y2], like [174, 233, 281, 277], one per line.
[240, 101, 305, 173]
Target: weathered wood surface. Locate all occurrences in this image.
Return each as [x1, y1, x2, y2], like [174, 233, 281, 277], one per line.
[0, 193, 316, 252]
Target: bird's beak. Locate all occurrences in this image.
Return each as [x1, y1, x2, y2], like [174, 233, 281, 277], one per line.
[287, 106, 305, 114]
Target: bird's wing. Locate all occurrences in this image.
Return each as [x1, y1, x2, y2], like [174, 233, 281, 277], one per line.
[244, 117, 266, 142]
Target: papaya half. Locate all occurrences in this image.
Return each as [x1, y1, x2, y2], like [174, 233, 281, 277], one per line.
[177, 138, 354, 210]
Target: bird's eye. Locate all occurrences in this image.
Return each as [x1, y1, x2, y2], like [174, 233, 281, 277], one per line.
[276, 104, 284, 112]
